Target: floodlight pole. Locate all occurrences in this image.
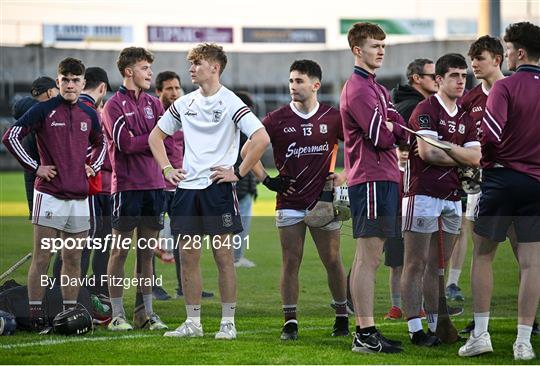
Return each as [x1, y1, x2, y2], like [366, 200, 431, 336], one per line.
[479, 0, 501, 37]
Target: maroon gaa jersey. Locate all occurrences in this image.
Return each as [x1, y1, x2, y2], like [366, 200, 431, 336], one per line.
[3, 94, 105, 200]
[164, 130, 184, 190]
[101, 86, 166, 193]
[460, 83, 499, 169]
[460, 83, 488, 127]
[80, 93, 113, 194]
[263, 102, 343, 210]
[406, 94, 479, 201]
[482, 64, 540, 181]
[340, 66, 407, 187]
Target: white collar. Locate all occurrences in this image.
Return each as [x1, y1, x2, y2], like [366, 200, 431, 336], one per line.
[435, 94, 458, 117]
[290, 101, 320, 120]
[481, 82, 490, 96]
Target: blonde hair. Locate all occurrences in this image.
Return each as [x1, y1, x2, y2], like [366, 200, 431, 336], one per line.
[187, 43, 227, 75]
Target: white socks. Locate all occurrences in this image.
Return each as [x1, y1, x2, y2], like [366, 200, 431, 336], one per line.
[110, 297, 125, 318]
[143, 294, 153, 317]
[516, 324, 532, 345]
[427, 313, 438, 333]
[186, 304, 201, 325]
[473, 312, 490, 337]
[446, 269, 461, 287]
[407, 317, 423, 336]
[221, 302, 236, 324]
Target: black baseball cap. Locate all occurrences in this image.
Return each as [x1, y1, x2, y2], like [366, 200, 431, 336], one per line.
[30, 76, 57, 97]
[85, 67, 112, 91]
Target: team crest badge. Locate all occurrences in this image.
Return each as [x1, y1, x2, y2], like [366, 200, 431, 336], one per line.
[213, 110, 223, 123]
[416, 218, 424, 227]
[45, 211, 53, 219]
[418, 115, 431, 128]
[222, 213, 233, 227]
[458, 124, 465, 134]
[320, 124, 327, 134]
[80, 122, 88, 132]
[144, 106, 154, 119]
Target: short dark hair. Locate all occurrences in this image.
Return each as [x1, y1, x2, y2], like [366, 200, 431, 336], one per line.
[406, 58, 434, 84]
[435, 53, 467, 77]
[57, 57, 85, 76]
[468, 35, 504, 66]
[30, 76, 57, 97]
[84, 67, 111, 91]
[289, 59, 322, 81]
[398, 143, 410, 151]
[347, 22, 386, 50]
[503, 22, 540, 61]
[117, 47, 154, 77]
[155, 71, 181, 91]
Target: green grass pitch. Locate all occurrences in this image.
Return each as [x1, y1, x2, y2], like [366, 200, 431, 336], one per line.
[0, 171, 537, 364]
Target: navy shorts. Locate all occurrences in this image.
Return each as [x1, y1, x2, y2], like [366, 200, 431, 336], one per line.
[474, 168, 540, 243]
[384, 237, 404, 267]
[89, 193, 112, 240]
[349, 181, 400, 239]
[170, 183, 243, 236]
[163, 190, 175, 218]
[111, 189, 165, 232]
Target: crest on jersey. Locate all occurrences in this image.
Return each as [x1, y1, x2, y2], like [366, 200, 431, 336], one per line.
[80, 122, 88, 132]
[144, 106, 154, 119]
[458, 124, 465, 134]
[320, 124, 327, 134]
[213, 110, 223, 123]
[418, 115, 431, 129]
[222, 213, 233, 227]
[45, 211, 53, 219]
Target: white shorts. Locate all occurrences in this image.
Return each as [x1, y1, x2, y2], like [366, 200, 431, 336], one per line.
[275, 209, 340, 231]
[402, 195, 462, 234]
[465, 192, 481, 222]
[32, 190, 90, 233]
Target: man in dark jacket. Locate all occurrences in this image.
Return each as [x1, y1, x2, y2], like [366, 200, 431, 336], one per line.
[383, 59, 438, 324]
[11, 77, 59, 219]
[233, 91, 258, 268]
[391, 58, 438, 122]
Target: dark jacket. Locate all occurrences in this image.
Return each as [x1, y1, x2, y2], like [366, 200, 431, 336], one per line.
[11, 96, 39, 218]
[390, 84, 425, 123]
[234, 132, 257, 200]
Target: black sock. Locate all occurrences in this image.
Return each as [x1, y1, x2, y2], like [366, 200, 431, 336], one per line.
[283, 305, 297, 324]
[29, 301, 45, 320]
[359, 326, 377, 338]
[63, 300, 77, 311]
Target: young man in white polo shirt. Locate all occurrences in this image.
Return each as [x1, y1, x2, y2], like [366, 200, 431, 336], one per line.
[149, 43, 270, 340]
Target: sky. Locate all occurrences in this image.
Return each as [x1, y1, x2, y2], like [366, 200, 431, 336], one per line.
[1, 0, 538, 51]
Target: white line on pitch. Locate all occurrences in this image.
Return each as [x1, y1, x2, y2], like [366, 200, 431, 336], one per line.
[0, 317, 516, 350]
[0, 334, 157, 350]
